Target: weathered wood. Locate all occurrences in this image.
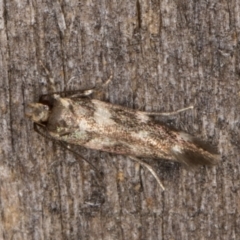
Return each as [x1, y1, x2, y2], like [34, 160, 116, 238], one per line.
[1, 0, 239, 239]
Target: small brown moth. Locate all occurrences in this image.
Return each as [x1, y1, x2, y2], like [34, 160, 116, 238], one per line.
[26, 65, 219, 190]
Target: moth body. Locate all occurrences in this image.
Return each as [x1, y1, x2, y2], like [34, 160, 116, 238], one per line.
[27, 96, 219, 166]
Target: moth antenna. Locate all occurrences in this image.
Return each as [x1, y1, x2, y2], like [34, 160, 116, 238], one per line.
[39, 74, 113, 99]
[141, 106, 194, 117]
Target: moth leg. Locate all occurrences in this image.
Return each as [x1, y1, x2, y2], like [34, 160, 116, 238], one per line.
[129, 156, 165, 191]
[39, 60, 57, 94]
[68, 74, 113, 98]
[34, 122, 51, 139]
[56, 141, 100, 173]
[140, 105, 193, 117]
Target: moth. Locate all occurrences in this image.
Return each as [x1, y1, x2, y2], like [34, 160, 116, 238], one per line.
[26, 67, 219, 190]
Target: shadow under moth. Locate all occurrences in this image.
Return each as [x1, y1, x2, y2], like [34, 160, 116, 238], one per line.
[26, 67, 219, 190]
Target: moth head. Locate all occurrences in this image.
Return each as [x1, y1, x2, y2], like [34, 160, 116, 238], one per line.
[26, 103, 50, 123]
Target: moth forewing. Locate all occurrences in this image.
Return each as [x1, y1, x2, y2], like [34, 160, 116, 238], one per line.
[26, 71, 219, 191]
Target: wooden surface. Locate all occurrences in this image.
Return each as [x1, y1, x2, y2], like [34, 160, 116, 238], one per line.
[1, 0, 240, 239]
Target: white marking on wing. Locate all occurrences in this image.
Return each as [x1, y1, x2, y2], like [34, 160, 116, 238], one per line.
[172, 145, 182, 153]
[93, 103, 116, 126]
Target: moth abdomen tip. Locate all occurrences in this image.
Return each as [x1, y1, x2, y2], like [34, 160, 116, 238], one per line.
[171, 143, 219, 166]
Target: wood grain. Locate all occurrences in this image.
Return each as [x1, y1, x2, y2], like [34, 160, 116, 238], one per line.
[0, 0, 239, 239]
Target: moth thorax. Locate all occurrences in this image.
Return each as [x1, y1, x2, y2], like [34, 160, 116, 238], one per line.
[26, 103, 50, 123]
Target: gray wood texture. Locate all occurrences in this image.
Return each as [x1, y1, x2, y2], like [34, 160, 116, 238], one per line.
[0, 0, 239, 239]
